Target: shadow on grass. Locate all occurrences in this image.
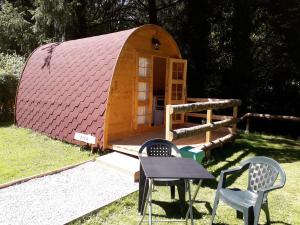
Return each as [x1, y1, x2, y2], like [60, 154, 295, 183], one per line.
[269, 221, 293, 225]
[212, 221, 292, 225]
[203, 133, 300, 189]
[151, 199, 204, 219]
[246, 134, 299, 147]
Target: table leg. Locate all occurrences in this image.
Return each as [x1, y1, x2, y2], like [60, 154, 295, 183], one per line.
[187, 180, 194, 225]
[139, 178, 152, 225]
[185, 179, 203, 223]
[148, 179, 153, 225]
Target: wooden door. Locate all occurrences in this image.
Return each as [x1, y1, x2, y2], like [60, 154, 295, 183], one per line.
[166, 58, 187, 124]
[134, 54, 153, 129]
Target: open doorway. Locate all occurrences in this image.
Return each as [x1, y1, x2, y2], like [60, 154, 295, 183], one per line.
[152, 57, 167, 126]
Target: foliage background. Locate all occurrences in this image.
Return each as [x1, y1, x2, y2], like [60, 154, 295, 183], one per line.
[0, 0, 299, 120]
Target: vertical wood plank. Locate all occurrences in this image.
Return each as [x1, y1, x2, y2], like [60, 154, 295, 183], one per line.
[232, 106, 238, 134]
[165, 105, 173, 141]
[148, 56, 153, 126]
[206, 109, 212, 143]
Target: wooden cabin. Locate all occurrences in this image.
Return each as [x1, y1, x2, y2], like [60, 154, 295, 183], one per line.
[16, 24, 240, 156]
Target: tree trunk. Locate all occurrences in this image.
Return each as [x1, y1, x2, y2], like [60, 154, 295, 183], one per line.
[147, 0, 158, 24]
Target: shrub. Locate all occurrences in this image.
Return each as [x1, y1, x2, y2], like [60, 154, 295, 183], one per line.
[0, 53, 24, 120]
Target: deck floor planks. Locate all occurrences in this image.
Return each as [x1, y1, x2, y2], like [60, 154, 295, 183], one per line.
[108, 125, 231, 156]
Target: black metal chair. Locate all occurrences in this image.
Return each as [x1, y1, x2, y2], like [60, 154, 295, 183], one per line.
[211, 156, 286, 225]
[138, 138, 186, 215]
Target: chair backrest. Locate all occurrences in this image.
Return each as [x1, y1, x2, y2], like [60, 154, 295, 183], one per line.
[138, 138, 181, 157]
[241, 156, 286, 193]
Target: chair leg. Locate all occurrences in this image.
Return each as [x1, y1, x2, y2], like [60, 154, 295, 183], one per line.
[262, 202, 271, 225]
[138, 165, 145, 214]
[170, 185, 175, 199]
[138, 166, 149, 215]
[211, 192, 219, 225]
[177, 182, 186, 215]
[243, 206, 254, 225]
[141, 179, 149, 215]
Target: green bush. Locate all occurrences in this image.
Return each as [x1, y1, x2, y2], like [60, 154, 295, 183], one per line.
[0, 73, 19, 120]
[0, 53, 24, 77]
[0, 53, 24, 120]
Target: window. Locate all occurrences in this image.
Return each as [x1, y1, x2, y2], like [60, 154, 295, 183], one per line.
[137, 106, 147, 124]
[139, 57, 150, 77]
[167, 59, 187, 124]
[172, 84, 183, 100]
[138, 82, 148, 101]
[172, 62, 184, 80]
[136, 56, 152, 127]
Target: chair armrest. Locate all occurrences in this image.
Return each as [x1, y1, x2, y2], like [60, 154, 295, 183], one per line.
[260, 184, 285, 193]
[217, 166, 246, 189]
[222, 167, 243, 175]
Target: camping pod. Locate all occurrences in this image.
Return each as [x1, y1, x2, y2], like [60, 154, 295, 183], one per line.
[15, 24, 188, 152]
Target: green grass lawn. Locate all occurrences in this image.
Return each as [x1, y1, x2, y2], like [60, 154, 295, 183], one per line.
[0, 123, 92, 184]
[70, 132, 300, 225]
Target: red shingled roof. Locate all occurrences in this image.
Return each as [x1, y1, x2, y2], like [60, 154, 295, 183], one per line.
[16, 27, 138, 149]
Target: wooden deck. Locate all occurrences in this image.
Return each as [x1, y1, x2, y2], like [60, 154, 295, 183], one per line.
[107, 125, 232, 156]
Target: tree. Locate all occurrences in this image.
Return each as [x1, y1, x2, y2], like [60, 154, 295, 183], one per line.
[0, 1, 36, 55]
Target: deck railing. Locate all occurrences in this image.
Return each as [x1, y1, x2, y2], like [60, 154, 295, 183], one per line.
[165, 98, 241, 155]
[240, 112, 300, 133]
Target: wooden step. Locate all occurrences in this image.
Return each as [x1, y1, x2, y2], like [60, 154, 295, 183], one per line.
[96, 152, 140, 182]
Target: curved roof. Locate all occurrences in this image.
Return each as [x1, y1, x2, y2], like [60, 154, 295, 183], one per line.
[16, 27, 138, 148]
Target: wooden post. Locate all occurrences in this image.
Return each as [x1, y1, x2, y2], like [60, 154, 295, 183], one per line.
[205, 109, 212, 143]
[205, 109, 212, 160]
[165, 105, 173, 141]
[232, 106, 238, 134]
[246, 117, 250, 133]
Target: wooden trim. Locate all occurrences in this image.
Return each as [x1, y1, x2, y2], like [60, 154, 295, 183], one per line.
[103, 109, 109, 149]
[166, 58, 172, 105]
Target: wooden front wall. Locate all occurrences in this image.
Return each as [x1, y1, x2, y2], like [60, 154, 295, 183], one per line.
[105, 26, 181, 144]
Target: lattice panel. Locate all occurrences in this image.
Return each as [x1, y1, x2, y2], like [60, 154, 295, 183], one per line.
[147, 144, 172, 157]
[248, 163, 278, 192]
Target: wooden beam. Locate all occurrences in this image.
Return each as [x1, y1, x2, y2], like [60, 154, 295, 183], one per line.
[186, 112, 232, 121]
[240, 113, 300, 122]
[170, 99, 241, 114]
[201, 133, 237, 152]
[172, 118, 237, 140]
[186, 97, 223, 102]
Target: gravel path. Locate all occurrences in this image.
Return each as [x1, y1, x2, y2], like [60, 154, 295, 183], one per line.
[0, 162, 138, 225]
